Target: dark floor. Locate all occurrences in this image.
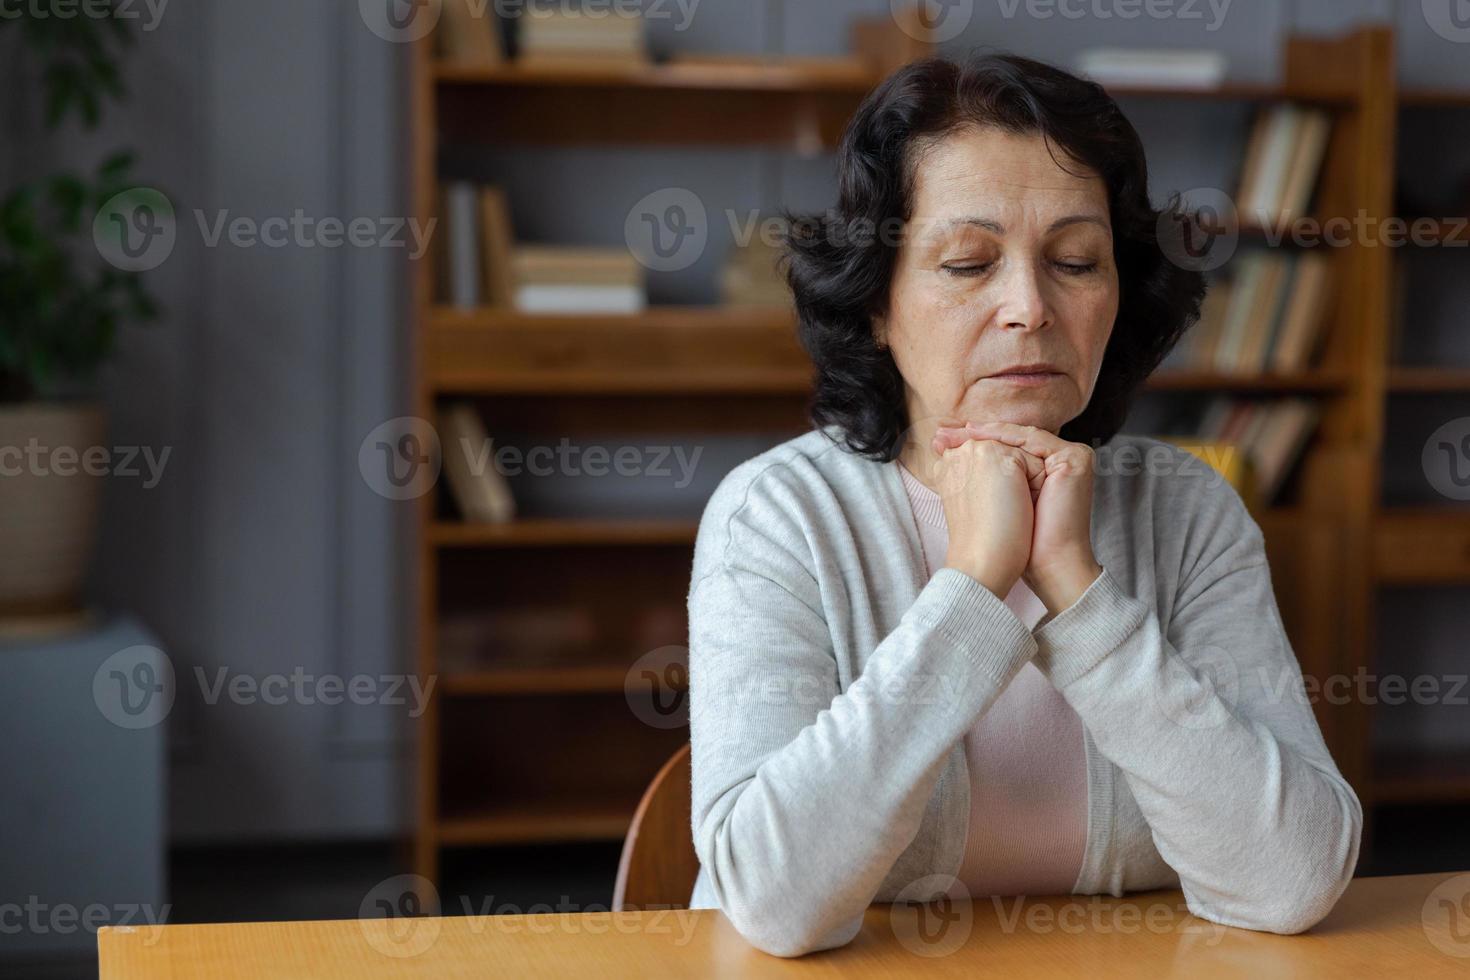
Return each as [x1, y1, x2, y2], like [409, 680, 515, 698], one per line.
[8, 804, 1469, 980]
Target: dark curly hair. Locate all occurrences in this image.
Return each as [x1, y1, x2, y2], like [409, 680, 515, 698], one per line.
[784, 52, 1207, 460]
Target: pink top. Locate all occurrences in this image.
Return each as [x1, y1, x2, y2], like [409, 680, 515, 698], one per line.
[897, 461, 1089, 897]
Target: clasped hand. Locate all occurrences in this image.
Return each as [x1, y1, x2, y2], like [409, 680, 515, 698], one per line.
[931, 419, 1103, 616]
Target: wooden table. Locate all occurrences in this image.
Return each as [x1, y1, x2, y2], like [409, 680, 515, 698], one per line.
[100, 871, 1470, 977]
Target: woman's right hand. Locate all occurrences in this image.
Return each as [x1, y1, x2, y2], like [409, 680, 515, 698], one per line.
[931, 429, 1043, 599]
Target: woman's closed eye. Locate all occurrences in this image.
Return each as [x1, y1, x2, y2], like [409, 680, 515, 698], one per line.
[939, 259, 1101, 278]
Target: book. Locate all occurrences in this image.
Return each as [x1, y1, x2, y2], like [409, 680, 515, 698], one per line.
[1252, 398, 1320, 501]
[1075, 48, 1228, 89]
[511, 245, 646, 313]
[1245, 105, 1302, 224]
[1270, 252, 1333, 371]
[444, 181, 482, 309]
[1158, 249, 1332, 376]
[438, 402, 516, 524]
[518, 5, 647, 66]
[1236, 105, 1332, 226]
[479, 187, 517, 308]
[514, 284, 645, 314]
[1234, 254, 1291, 372]
[1212, 253, 1266, 370]
[1278, 109, 1332, 221]
[512, 246, 642, 286]
[438, 0, 504, 65]
[1181, 396, 1320, 504]
[721, 234, 791, 308]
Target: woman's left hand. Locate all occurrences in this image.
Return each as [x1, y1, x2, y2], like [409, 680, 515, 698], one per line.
[931, 420, 1103, 615]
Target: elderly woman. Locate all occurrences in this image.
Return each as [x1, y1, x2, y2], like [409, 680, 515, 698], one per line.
[685, 53, 1360, 957]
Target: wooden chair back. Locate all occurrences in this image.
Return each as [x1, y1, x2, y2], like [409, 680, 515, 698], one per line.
[612, 743, 698, 911]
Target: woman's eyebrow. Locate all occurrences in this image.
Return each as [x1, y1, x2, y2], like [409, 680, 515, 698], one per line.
[940, 214, 1110, 234]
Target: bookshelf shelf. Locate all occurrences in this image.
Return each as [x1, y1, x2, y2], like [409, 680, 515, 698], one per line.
[428, 518, 698, 549]
[1372, 508, 1470, 584]
[442, 664, 639, 697]
[428, 305, 796, 334]
[439, 797, 640, 846]
[433, 57, 879, 93]
[425, 307, 809, 394]
[434, 59, 1360, 106]
[1107, 81, 1352, 105]
[1145, 369, 1351, 393]
[1387, 367, 1470, 392]
[1399, 88, 1470, 109]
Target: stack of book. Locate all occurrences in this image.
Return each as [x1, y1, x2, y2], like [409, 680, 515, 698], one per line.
[438, 0, 504, 65]
[1161, 251, 1333, 375]
[1075, 48, 1228, 90]
[440, 182, 516, 310]
[1189, 397, 1321, 504]
[438, 182, 645, 313]
[512, 246, 646, 314]
[721, 235, 791, 309]
[518, 5, 647, 68]
[1234, 104, 1332, 227]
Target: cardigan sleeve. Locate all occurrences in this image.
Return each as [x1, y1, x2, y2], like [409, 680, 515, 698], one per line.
[1029, 492, 1362, 934]
[686, 465, 1037, 957]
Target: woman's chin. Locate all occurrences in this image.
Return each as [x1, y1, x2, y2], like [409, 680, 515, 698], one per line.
[956, 395, 1072, 432]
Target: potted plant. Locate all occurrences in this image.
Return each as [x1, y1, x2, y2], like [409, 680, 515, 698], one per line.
[0, 5, 159, 618]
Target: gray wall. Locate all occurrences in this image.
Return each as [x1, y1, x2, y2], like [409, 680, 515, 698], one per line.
[16, 0, 1463, 841]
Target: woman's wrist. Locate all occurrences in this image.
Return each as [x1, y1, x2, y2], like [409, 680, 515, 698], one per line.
[1027, 557, 1104, 616]
[943, 558, 1017, 601]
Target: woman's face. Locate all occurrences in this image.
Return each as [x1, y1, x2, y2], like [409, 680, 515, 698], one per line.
[879, 125, 1120, 440]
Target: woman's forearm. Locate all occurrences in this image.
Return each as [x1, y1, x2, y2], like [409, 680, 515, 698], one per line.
[1030, 562, 1362, 934]
[689, 564, 1035, 956]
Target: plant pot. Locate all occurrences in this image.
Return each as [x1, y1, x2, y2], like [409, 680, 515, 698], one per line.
[0, 403, 107, 616]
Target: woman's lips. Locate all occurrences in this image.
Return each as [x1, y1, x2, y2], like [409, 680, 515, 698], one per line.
[984, 371, 1062, 386]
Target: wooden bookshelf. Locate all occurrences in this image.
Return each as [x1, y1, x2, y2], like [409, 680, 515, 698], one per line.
[425, 307, 808, 395]
[1353, 67, 1470, 818]
[1386, 367, 1470, 393]
[407, 18, 1453, 886]
[1372, 508, 1470, 585]
[1399, 88, 1470, 108]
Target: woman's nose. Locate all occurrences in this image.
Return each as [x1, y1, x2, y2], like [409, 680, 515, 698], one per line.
[994, 259, 1050, 331]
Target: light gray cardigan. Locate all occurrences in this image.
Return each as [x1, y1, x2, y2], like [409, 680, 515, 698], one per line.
[685, 426, 1361, 957]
